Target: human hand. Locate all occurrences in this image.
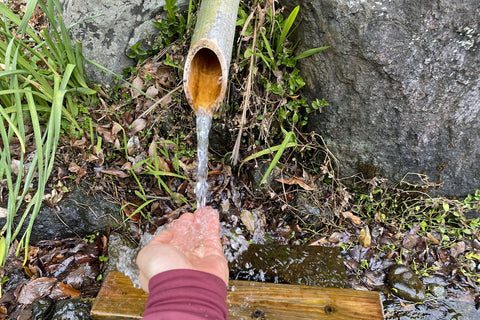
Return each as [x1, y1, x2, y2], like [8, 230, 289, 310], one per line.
[136, 206, 228, 293]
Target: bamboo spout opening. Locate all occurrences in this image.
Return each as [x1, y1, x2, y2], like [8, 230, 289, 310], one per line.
[185, 48, 223, 113]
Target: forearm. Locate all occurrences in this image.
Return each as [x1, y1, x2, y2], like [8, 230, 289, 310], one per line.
[142, 269, 228, 320]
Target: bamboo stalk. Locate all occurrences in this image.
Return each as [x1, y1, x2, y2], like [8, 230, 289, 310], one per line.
[183, 0, 240, 114]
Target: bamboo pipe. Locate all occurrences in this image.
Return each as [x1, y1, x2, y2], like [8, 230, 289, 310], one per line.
[183, 0, 240, 114]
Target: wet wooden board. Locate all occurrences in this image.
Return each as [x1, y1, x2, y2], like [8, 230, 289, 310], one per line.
[91, 271, 384, 320]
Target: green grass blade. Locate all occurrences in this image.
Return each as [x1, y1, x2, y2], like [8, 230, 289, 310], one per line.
[0, 2, 42, 43]
[276, 5, 299, 53]
[18, 0, 38, 34]
[260, 131, 296, 185]
[0, 69, 30, 77]
[0, 107, 25, 153]
[240, 141, 297, 169]
[41, 27, 64, 69]
[23, 72, 67, 262]
[260, 30, 274, 62]
[294, 46, 330, 60]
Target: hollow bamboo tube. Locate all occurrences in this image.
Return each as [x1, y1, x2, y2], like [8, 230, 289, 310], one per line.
[183, 0, 240, 114]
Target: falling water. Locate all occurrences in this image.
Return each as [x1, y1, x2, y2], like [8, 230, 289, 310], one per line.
[195, 110, 212, 208]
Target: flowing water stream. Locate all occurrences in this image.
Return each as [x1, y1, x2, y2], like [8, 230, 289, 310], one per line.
[194, 110, 212, 208]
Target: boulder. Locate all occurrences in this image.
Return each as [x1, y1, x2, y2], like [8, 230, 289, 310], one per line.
[60, 0, 188, 85]
[1, 186, 122, 243]
[282, 0, 480, 196]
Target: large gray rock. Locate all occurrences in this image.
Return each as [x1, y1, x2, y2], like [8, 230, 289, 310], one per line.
[285, 0, 480, 196]
[60, 0, 188, 86]
[1, 186, 122, 243]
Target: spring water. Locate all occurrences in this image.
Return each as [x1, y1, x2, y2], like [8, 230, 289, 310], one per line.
[194, 110, 212, 208]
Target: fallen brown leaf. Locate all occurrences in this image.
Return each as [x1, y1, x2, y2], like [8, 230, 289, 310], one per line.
[450, 241, 466, 259]
[122, 200, 141, 221]
[359, 226, 372, 247]
[68, 162, 81, 173]
[309, 237, 328, 246]
[75, 167, 87, 184]
[100, 169, 129, 178]
[71, 136, 88, 148]
[131, 76, 143, 98]
[112, 122, 123, 136]
[342, 211, 362, 225]
[16, 277, 57, 304]
[240, 210, 255, 233]
[57, 282, 81, 298]
[403, 234, 420, 250]
[129, 118, 147, 135]
[427, 232, 440, 245]
[86, 153, 99, 162]
[97, 125, 116, 144]
[276, 177, 314, 190]
[146, 85, 159, 98]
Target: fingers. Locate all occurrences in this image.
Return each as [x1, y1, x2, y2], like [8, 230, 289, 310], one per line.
[152, 229, 174, 244]
[176, 212, 194, 223]
[194, 206, 219, 224]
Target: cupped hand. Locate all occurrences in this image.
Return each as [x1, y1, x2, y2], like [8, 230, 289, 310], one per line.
[136, 206, 228, 292]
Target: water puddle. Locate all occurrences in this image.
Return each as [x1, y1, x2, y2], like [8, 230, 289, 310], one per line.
[229, 244, 347, 288]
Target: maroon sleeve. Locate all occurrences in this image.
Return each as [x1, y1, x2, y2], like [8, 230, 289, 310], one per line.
[142, 269, 228, 320]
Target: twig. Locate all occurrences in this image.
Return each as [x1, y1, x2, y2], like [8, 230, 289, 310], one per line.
[231, 4, 264, 165]
[138, 85, 182, 119]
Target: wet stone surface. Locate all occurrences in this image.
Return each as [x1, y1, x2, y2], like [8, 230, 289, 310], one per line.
[31, 297, 54, 320]
[428, 283, 447, 299]
[383, 297, 480, 320]
[0, 185, 122, 243]
[387, 264, 426, 302]
[229, 244, 348, 288]
[50, 298, 93, 320]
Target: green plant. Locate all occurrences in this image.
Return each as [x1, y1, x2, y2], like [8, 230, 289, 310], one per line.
[239, 4, 329, 133]
[0, 0, 96, 268]
[153, 0, 188, 48]
[240, 129, 297, 185]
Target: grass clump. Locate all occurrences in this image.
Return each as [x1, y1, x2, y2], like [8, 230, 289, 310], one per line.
[0, 0, 95, 269]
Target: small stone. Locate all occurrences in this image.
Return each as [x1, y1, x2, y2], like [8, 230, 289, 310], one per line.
[50, 298, 92, 320]
[474, 239, 480, 250]
[428, 283, 447, 299]
[388, 264, 426, 302]
[31, 297, 54, 320]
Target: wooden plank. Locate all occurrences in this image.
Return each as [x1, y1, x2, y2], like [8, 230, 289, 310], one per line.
[227, 280, 384, 319]
[91, 271, 384, 320]
[91, 271, 147, 320]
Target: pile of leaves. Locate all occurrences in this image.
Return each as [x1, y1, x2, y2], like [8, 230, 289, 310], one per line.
[0, 236, 106, 318]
